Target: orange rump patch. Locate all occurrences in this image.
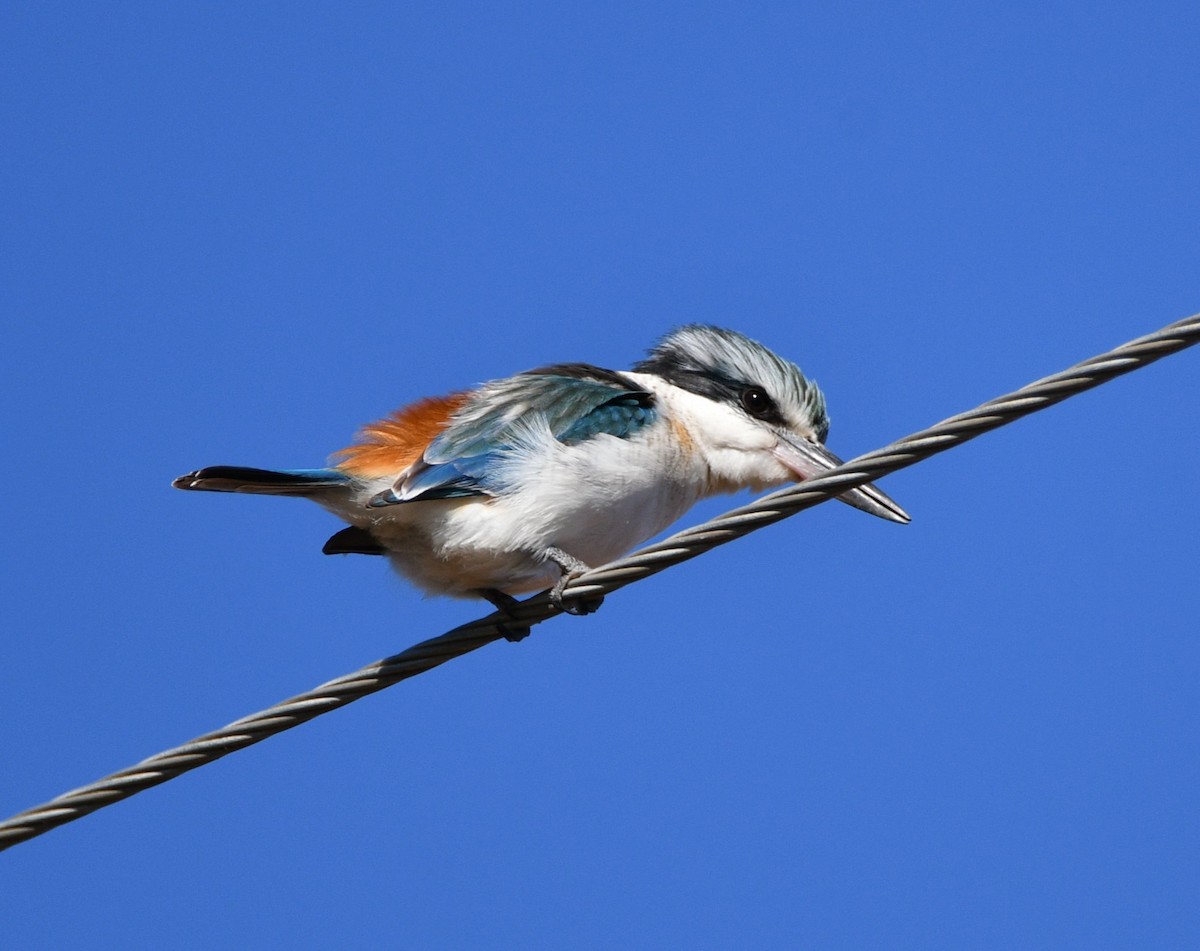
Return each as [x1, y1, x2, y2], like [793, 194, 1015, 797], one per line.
[334, 392, 469, 478]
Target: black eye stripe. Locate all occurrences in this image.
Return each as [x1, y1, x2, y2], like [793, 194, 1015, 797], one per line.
[634, 357, 789, 426]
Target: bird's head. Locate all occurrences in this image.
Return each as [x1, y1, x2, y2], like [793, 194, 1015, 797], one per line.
[634, 325, 909, 524]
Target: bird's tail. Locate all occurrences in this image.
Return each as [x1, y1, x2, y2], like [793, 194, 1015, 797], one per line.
[172, 466, 351, 497]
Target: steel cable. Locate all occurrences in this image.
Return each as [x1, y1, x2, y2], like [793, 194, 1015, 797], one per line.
[2, 311, 1197, 852]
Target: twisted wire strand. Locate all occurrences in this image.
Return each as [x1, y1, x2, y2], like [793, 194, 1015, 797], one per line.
[2, 312, 1197, 852]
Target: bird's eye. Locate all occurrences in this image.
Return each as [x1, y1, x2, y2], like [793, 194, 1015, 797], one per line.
[740, 385, 773, 418]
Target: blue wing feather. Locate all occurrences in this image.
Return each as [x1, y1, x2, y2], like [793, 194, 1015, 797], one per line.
[558, 396, 654, 444]
[393, 451, 502, 501]
[382, 368, 656, 504]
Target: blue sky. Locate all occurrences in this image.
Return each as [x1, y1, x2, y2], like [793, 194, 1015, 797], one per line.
[2, 3, 1198, 947]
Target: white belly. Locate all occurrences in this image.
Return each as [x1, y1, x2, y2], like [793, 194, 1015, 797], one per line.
[334, 429, 704, 598]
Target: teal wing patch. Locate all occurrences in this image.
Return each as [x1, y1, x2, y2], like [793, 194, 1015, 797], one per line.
[371, 367, 656, 505]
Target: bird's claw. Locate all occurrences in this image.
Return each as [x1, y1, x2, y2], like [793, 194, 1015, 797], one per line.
[544, 546, 604, 616]
[478, 589, 533, 642]
[496, 620, 532, 643]
[548, 574, 605, 616]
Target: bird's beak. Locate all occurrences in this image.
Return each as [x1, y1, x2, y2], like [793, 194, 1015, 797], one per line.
[772, 435, 911, 524]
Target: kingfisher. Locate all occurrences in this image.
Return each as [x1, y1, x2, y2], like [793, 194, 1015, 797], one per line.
[174, 325, 908, 638]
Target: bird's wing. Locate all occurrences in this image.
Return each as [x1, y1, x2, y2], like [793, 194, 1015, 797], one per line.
[370, 364, 656, 506]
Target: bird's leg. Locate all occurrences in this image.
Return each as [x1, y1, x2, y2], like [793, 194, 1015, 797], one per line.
[544, 546, 605, 616]
[478, 589, 532, 643]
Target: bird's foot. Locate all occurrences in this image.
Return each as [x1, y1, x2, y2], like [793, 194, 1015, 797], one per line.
[478, 589, 532, 642]
[544, 546, 605, 616]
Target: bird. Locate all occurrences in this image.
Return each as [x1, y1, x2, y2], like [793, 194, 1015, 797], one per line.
[174, 325, 909, 639]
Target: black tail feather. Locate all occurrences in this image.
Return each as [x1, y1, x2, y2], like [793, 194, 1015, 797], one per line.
[172, 466, 349, 496]
[322, 526, 387, 556]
